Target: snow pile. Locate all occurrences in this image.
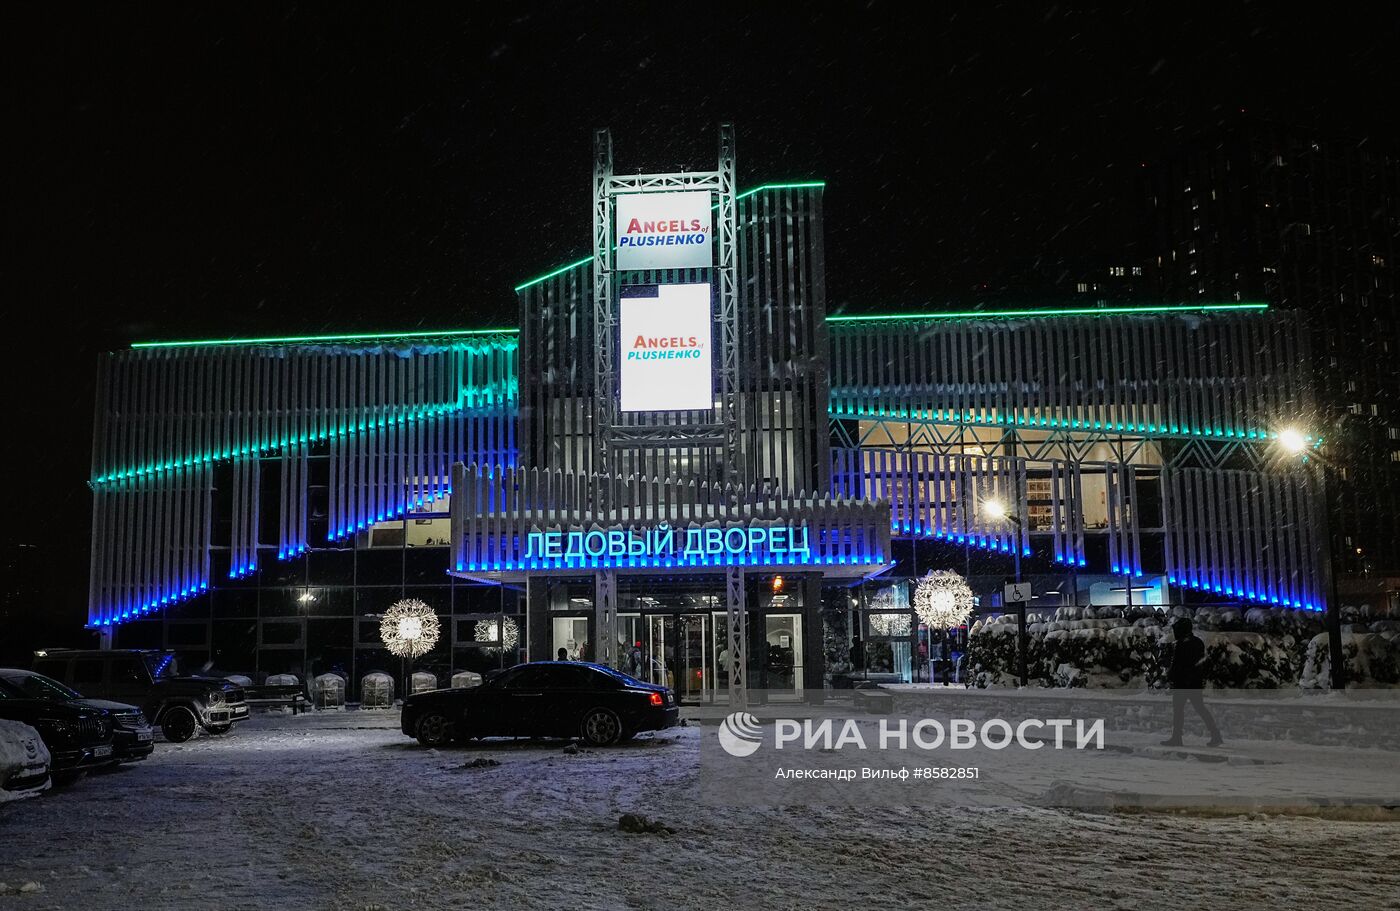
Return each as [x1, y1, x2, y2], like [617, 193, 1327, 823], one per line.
[0, 719, 51, 803]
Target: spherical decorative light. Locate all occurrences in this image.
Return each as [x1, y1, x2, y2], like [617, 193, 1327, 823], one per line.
[380, 599, 440, 658]
[474, 617, 519, 651]
[913, 570, 975, 630]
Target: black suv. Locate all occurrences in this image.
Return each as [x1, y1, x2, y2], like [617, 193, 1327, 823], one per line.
[0, 676, 116, 779]
[0, 669, 154, 763]
[33, 649, 248, 743]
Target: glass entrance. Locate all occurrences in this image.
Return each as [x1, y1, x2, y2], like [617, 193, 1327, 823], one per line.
[764, 614, 803, 699]
[616, 612, 712, 704]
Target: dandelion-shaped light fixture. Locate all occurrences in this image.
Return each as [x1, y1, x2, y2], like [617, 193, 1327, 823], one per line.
[380, 599, 440, 659]
[474, 617, 519, 651]
[913, 570, 975, 630]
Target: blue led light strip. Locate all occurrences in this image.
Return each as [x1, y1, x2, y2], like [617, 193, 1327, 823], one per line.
[1168, 574, 1319, 612]
[88, 581, 211, 628]
[891, 522, 1033, 558]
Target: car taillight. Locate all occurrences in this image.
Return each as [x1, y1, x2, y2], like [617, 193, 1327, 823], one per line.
[649, 692, 664, 706]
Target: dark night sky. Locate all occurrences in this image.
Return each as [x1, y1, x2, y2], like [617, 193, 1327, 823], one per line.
[5, 3, 1398, 640]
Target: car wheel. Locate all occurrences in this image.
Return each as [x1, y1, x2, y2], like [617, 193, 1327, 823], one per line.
[415, 712, 453, 747]
[205, 725, 232, 735]
[161, 706, 199, 743]
[580, 708, 623, 747]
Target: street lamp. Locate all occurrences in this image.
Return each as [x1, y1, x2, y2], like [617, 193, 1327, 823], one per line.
[1278, 427, 1309, 456]
[1277, 426, 1344, 689]
[980, 495, 1028, 687]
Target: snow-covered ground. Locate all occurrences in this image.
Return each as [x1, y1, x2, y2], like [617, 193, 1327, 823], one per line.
[1, 709, 1398, 910]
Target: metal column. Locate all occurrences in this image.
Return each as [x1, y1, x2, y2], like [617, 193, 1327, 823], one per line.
[725, 565, 747, 709]
[594, 569, 617, 669]
[592, 128, 615, 507]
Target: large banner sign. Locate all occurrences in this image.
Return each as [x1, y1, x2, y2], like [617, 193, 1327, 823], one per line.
[619, 283, 713, 412]
[615, 190, 712, 270]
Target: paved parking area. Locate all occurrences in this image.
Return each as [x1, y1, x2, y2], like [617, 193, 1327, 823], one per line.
[1, 710, 1397, 910]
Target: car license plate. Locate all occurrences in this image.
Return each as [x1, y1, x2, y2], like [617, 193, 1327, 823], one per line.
[136, 731, 154, 742]
[93, 745, 113, 758]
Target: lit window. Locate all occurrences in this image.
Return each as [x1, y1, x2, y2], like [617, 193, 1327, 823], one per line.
[1109, 266, 1125, 277]
[1131, 266, 1143, 276]
[1076, 282, 1088, 293]
[1373, 254, 1387, 267]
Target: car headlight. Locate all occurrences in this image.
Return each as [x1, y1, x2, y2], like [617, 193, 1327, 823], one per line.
[207, 691, 225, 706]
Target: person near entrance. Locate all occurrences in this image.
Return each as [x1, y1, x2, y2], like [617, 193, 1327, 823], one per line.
[557, 647, 569, 661]
[1161, 617, 1223, 747]
[849, 636, 865, 678]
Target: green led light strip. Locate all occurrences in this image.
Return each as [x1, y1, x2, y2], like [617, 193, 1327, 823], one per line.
[513, 180, 827, 292]
[829, 402, 1321, 447]
[826, 303, 1269, 323]
[132, 327, 518, 350]
[92, 380, 518, 485]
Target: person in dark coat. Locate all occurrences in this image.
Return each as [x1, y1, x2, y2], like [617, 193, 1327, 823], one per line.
[849, 636, 865, 676]
[1162, 617, 1223, 747]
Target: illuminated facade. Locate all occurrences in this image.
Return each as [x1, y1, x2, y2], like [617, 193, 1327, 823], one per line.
[91, 130, 1327, 702]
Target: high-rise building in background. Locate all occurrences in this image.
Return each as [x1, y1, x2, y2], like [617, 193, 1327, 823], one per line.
[1145, 115, 1400, 595]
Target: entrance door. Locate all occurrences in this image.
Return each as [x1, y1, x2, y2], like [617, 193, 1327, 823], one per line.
[764, 614, 803, 699]
[615, 613, 711, 704]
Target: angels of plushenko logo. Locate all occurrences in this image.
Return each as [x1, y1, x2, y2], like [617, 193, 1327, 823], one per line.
[718, 712, 764, 757]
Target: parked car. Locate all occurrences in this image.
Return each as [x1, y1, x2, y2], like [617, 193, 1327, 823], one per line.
[0, 719, 51, 799]
[401, 661, 679, 748]
[32, 649, 248, 743]
[0, 669, 154, 763]
[0, 679, 115, 779]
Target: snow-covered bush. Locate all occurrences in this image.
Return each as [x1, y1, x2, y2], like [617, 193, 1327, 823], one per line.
[1300, 631, 1400, 689]
[361, 672, 394, 707]
[314, 673, 346, 708]
[965, 605, 1338, 689]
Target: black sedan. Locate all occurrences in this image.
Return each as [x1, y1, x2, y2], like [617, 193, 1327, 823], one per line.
[0, 669, 154, 764]
[401, 662, 679, 747]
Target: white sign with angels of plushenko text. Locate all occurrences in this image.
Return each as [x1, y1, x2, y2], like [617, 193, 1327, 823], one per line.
[614, 190, 713, 270]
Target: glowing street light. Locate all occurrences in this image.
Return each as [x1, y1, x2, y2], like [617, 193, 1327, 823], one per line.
[981, 497, 1008, 521]
[1278, 427, 1309, 455]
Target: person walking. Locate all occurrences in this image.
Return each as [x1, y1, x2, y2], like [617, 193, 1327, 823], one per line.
[1161, 617, 1223, 747]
